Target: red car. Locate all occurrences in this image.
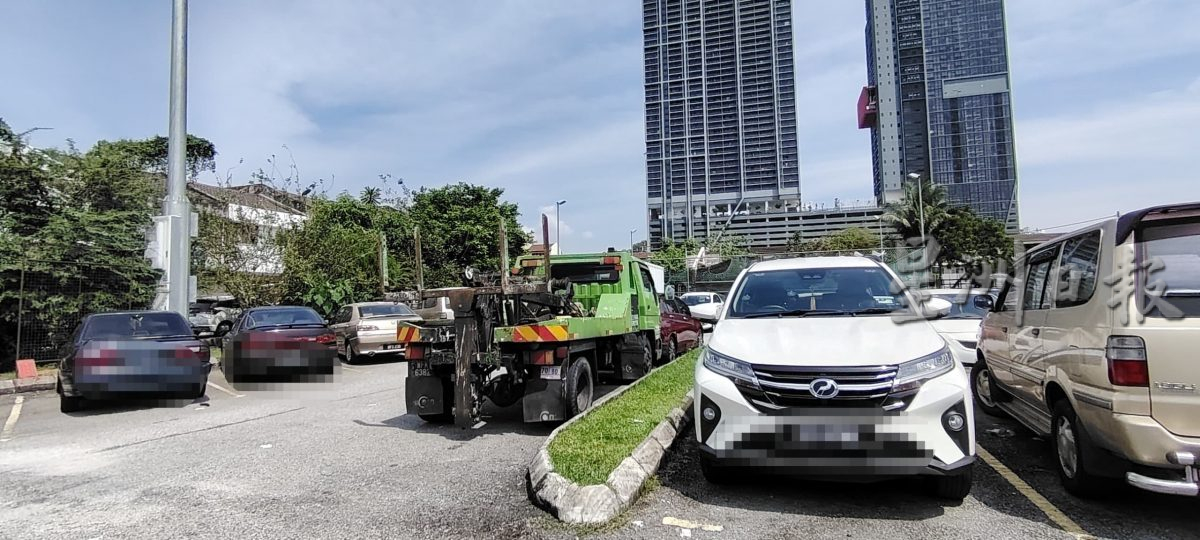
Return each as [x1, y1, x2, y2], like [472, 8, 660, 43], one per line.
[659, 296, 703, 363]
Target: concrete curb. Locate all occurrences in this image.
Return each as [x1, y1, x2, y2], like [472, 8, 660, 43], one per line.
[0, 374, 56, 395]
[526, 363, 695, 525]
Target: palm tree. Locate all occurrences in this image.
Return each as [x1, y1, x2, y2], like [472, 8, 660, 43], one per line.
[883, 176, 951, 242]
[360, 187, 382, 205]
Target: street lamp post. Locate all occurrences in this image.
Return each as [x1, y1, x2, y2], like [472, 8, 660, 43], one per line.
[630, 228, 637, 251]
[907, 173, 927, 245]
[555, 199, 566, 254]
[163, 0, 192, 318]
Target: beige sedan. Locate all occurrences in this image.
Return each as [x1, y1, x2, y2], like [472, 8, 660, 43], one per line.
[327, 302, 423, 363]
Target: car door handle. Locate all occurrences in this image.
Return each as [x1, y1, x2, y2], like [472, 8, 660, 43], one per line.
[1001, 327, 1008, 333]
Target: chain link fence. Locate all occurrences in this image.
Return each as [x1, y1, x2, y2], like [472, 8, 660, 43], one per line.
[654, 246, 954, 293]
[1, 260, 159, 371]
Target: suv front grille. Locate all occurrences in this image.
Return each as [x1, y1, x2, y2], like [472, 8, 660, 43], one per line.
[745, 365, 898, 409]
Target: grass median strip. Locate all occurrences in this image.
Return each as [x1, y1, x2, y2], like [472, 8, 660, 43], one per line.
[548, 350, 698, 486]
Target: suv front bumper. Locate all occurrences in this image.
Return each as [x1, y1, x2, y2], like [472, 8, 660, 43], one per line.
[694, 361, 975, 479]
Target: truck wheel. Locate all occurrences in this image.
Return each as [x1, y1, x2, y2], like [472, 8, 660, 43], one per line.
[927, 465, 973, 501]
[971, 360, 1007, 418]
[1051, 399, 1108, 498]
[565, 358, 594, 418]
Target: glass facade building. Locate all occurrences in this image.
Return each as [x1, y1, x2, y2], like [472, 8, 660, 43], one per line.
[860, 0, 1020, 231]
[643, 0, 803, 249]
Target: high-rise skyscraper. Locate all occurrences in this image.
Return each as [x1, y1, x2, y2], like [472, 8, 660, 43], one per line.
[860, 0, 1020, 231]
[643, 0, 802, 249]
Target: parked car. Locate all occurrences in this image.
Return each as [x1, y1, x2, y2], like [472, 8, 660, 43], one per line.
[977, 202, 1200, 498]
[922, 288, 995, 369]
[328, 301, 424, 363]
[694, 256, 974, 500]
[188, 296, 241, 337]
[680, 291, 725, 325]
[659, 296, 702, 363]
[413, 296, 454, 324]
[56, 311, 211, 413]
[219, 306, 338, 383]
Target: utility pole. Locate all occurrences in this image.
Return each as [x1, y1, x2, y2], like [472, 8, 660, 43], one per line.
[555, 199, 566, 254]
[162, 0, 193, 317]
[907, 172, 927, 246]
[630, 228, 637, 251]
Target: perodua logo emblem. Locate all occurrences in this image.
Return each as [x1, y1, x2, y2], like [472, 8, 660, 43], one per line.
[809, 378, 840, 399]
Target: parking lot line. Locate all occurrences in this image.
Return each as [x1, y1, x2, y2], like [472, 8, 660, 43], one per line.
[977, 446, 1093, 539]
[206, 381, 244, 398]
[1, 395, 25, 442]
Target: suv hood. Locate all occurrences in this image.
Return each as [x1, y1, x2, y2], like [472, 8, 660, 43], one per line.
[709, 317, 946, 367]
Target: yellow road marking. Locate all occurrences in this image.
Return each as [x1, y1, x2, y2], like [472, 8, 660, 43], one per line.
[206, 381, 244, 398]
[1, 395, 25, 442]
[976, 446, 1093, 539]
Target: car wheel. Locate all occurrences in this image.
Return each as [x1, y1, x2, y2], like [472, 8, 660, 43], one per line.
[344, 340, 357, 364]
[700, 456, 735, 484]
[971, 360, 1007, 417]
[60, 393, 84, 413]
[664, 338, 677, 364]
[928, 465, 973, 501]
[565, 358, 595, 418]
[1051, 399, 1108, 498]
[195, 382, 207, 399]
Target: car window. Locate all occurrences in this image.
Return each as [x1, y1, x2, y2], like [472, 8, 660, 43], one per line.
[334, 306, 352, 324]
[82, 313, 192, 340]
[245, 308, 324, 329]
[931, 293, 989, 319]
[682, 295, 710, 306]
[1138, 220, 1200, 317]
[1022, 251, 1057, 311]
[359, 304, 416, 318]
[659, 299, 673, 315]
[637, 264, 656, 296]
[729, 266, 908, 317]
[1056, 231, 1101, 309]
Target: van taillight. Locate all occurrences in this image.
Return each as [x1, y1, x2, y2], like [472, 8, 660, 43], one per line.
[1107, 336, 1149, 387]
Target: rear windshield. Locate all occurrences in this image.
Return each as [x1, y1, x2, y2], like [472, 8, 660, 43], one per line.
[360, 304, 416, 318]
[930, 293, 990, 319]
[547, 262, 621, 284]
[682, 295, 711, 306]
[245, 308, 324, 329]
[1140, 221, 1200, 317]
[84, 313, 192, 340]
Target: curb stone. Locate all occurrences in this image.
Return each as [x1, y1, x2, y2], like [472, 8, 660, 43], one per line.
[526, 361, 696, 525]
[0, 375, 56, 396]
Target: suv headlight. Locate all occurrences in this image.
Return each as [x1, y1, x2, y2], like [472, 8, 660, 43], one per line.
[892, 346, 954, 393]
[701, 348, 760, 389]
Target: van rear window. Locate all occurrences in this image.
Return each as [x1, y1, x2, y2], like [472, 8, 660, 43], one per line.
[1139, 221, 1200, 317]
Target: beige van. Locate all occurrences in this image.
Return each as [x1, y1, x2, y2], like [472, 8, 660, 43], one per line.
[976, 202, 1200, 497]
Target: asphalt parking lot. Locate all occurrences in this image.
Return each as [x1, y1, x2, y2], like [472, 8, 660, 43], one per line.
[1, 360, 1197, 540]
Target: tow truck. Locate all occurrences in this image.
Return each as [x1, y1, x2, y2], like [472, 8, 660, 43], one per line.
[387, 217, 663, 428]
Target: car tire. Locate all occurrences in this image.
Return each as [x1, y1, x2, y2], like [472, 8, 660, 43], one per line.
[971, 360, 1007, 418]
[60, 393, 84, 413]
[660, 338, 677, 366]
[700, 456, 735, 484]
[1051, 399, 1108, 498]
[344, 340, 357, 365]
[194, 382, 207, 400]
[928, 465, 973, 501]
[565, 358, 595, 418]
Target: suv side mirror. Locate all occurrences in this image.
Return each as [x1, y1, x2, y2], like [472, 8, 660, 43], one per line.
[973, 295, 994, 311]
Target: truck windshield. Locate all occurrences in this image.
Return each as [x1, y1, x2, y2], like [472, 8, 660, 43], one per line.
[729, 266, 908, 318]
[84, 313, 193, 340]
[360, 304, 416, 318]
[548, 263, 621, 284]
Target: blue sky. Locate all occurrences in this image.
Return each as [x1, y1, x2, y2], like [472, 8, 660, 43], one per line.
[2, 1, 1198, 252]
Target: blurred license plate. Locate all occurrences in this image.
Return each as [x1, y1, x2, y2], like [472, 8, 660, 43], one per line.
[540, 366, 561, 380]
[790, 425, 859, 442]
[382, 344, 402, 350]
[410, 363, 432, 377]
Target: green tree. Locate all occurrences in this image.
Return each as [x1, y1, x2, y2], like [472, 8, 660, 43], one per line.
[937, 207, 1013, 286]
[360, 186, 382, 205]
[789, 227, 879, 253]
[91, 134, 217, 180]
[883, 176, 951, 242]
[405, 183, 529, 288]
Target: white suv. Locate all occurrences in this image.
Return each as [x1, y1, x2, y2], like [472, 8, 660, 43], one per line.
[694, 256, 975, 500]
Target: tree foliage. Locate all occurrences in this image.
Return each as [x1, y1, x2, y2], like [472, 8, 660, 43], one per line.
[649, 235, 750, 274]
[883, 177, 951, 242]
[789, 227, 879, 253]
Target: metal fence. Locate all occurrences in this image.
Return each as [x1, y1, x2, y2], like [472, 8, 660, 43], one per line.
[653, 246, 956, 293]
[1, 260, 158, 370]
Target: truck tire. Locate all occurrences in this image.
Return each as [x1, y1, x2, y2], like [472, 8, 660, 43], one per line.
[418, 375, 454, 423]
[565, 358, 594, 418]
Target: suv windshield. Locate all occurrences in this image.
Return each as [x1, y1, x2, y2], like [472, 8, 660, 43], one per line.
[360, 304, 416, 318]
[84, 313, 192, 340]
[682, 295, 711, 306]
[729, 266, 909, 318]
[246, 308, 324, 329]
